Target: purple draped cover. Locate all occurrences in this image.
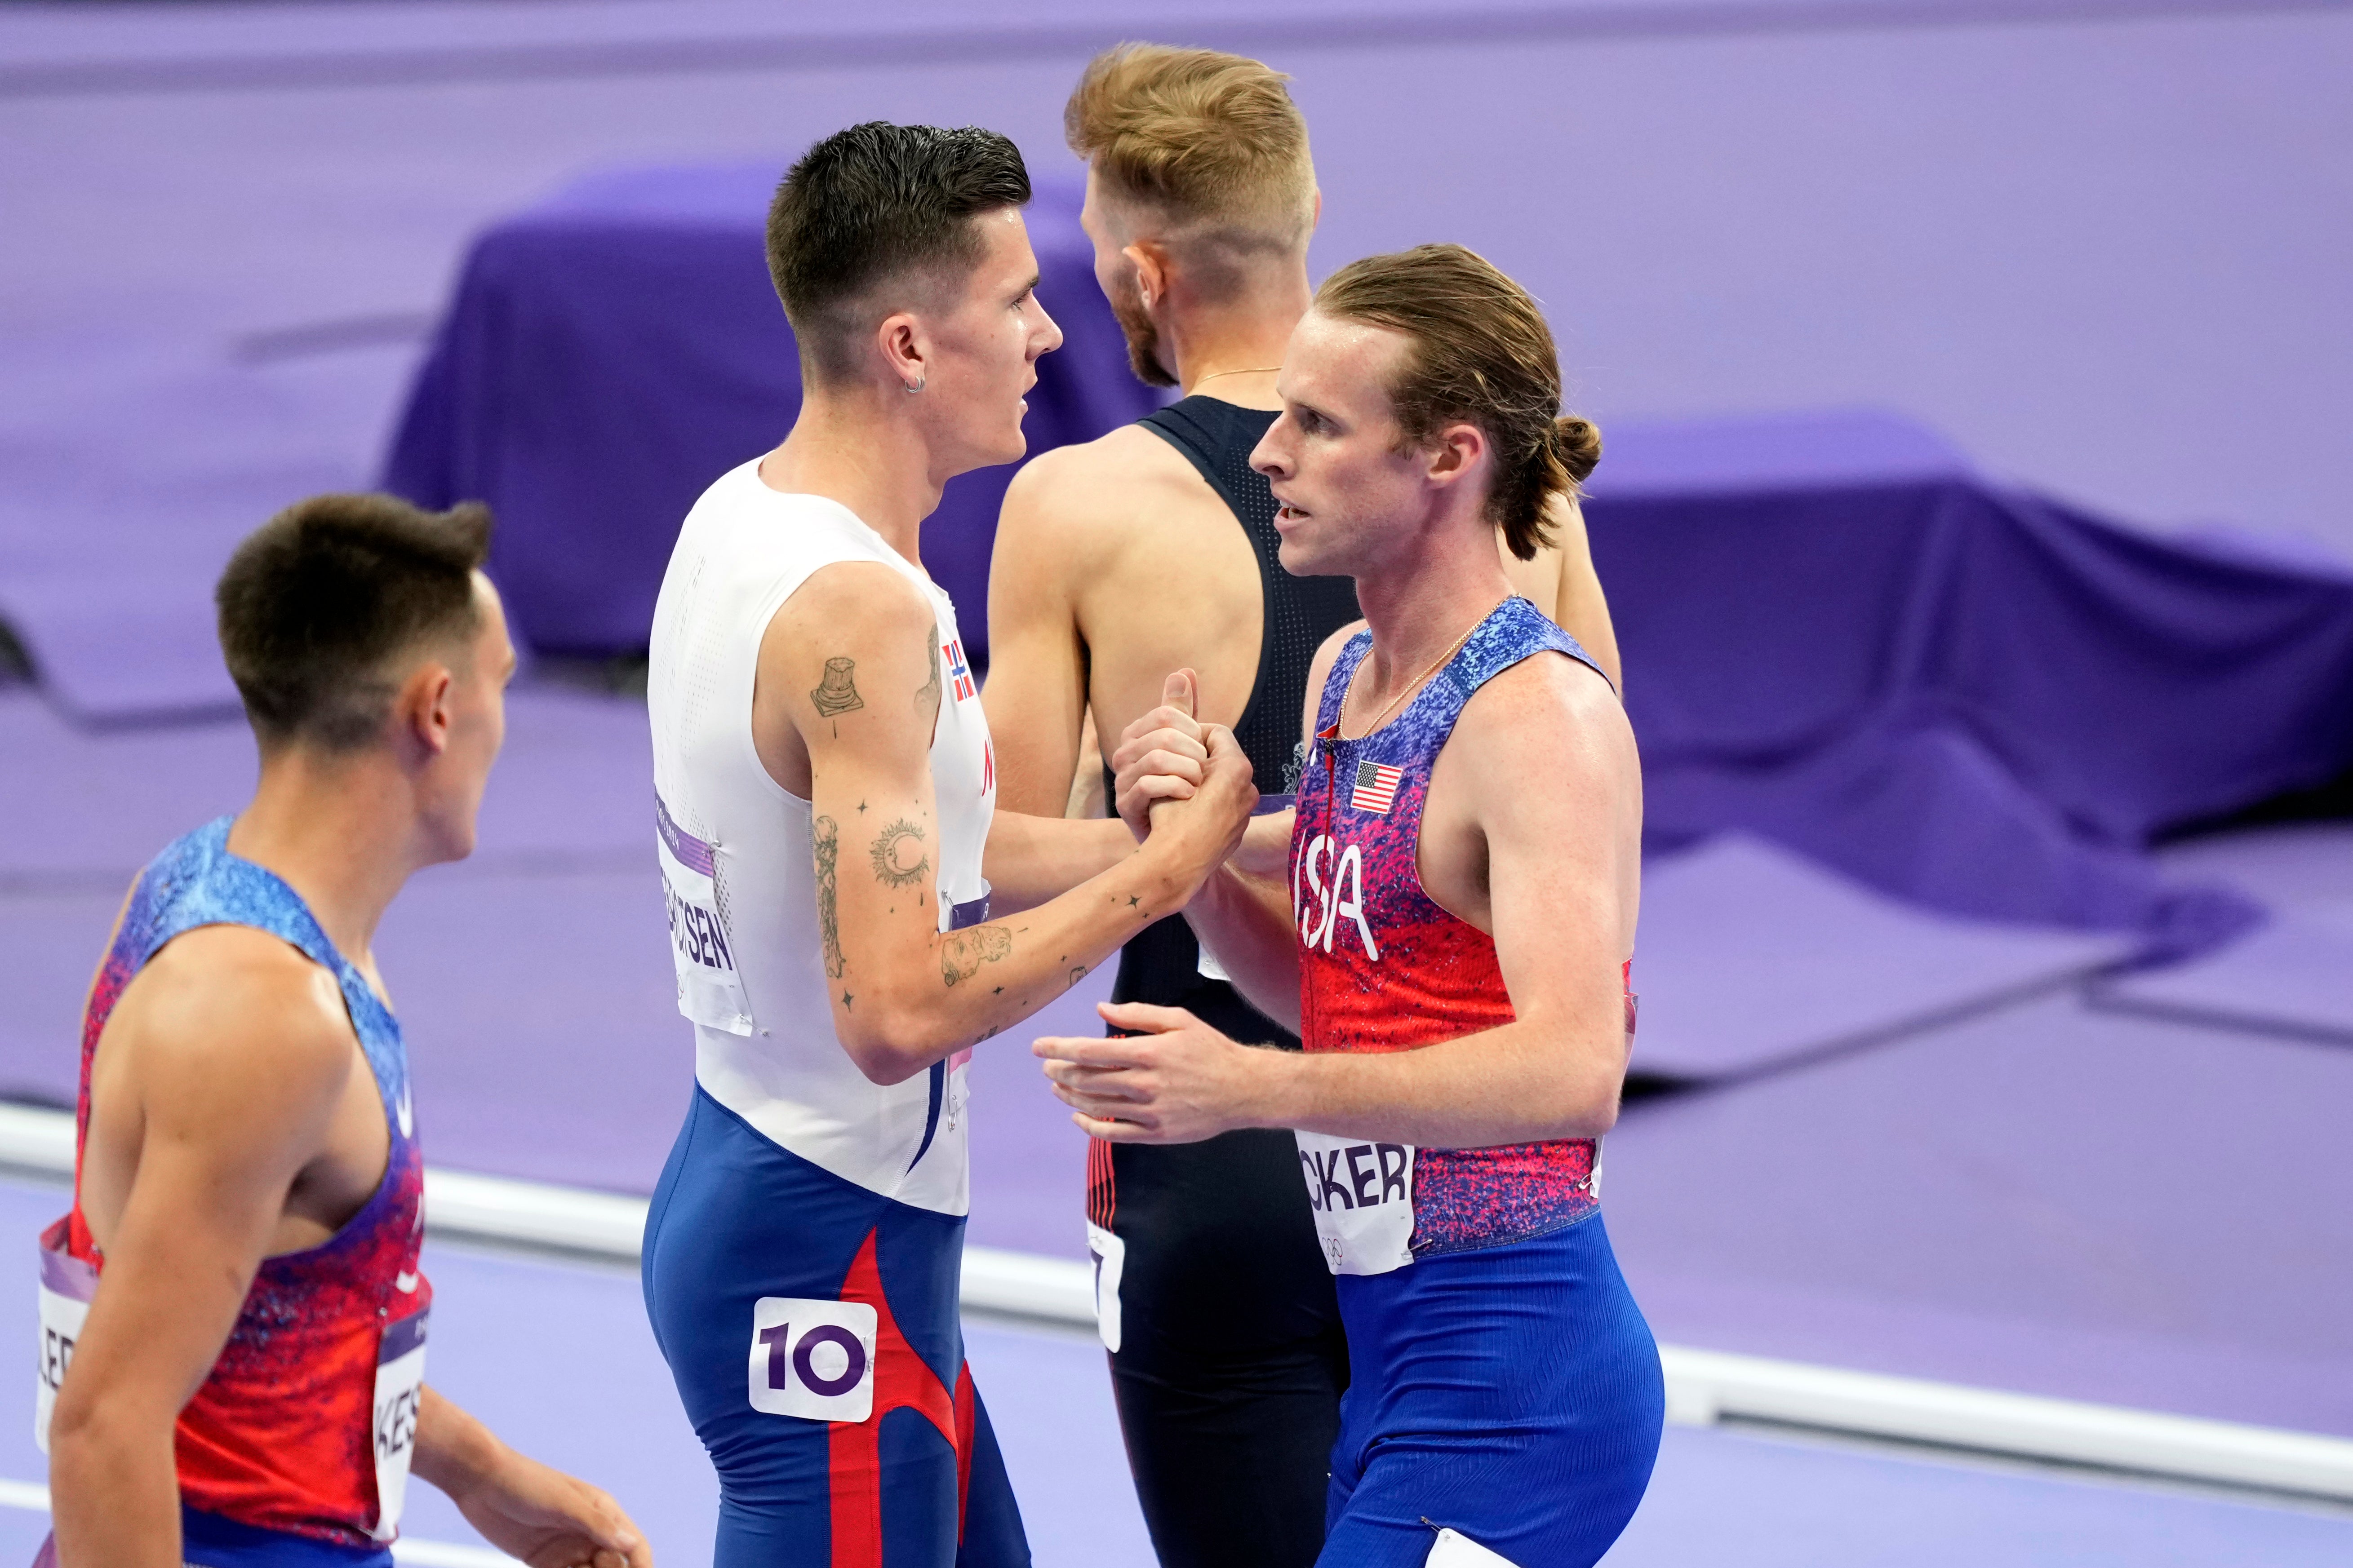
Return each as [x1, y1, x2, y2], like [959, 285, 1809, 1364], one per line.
[1587, 415, 2353, 960]
[382, 174, 2353, 963]
[383, 164, 1160, 660]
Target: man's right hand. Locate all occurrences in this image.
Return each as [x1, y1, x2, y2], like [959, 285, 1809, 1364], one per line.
[1114, 669, 1256, 877]
[1114, 669, 1211, 838]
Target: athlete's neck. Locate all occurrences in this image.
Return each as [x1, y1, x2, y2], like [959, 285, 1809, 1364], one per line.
[1168, 279, 1311, 412]
[1348, 514, 1516, 726]
[228, 752, 430, 979]
[758, 386, 945, 568]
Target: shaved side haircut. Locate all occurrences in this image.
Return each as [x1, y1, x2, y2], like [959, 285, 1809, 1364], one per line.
[1065, 43, 1316, 292]
[216, 493, 493, 752]
[765, 121, 1033, 381]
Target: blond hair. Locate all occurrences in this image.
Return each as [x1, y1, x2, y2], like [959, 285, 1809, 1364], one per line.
[1315, 244, 1600, 561]
[1064, 43, 1315, 279]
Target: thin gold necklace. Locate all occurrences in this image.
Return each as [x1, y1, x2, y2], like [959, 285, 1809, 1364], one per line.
[1341, 599, 1505, 739]
[1191, 366, 1280, 388]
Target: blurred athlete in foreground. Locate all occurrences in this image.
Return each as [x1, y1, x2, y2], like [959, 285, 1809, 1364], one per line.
[40, 496, 650, 1568]
[1039, 245, 1664, 1567]
[982, 46, 1624, 1568]
[638, 123, 1254, 1567]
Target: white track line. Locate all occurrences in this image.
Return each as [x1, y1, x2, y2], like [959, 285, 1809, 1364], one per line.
[5, 1103, 2350, 1501]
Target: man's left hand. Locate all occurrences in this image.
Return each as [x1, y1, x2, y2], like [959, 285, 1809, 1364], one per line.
[1034, 1001, 1268, 1143]
[445, 1448, 652, 1568]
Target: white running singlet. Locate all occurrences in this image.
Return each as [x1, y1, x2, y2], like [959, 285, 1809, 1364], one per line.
[646, 461, 996, 1216]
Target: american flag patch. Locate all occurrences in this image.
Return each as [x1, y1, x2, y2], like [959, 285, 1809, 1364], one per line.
[1350, 759, 1402, 815]
[944, 638, 977, 703]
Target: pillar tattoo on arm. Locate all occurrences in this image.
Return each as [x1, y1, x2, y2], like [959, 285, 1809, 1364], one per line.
[916, 624, 943, 718]
[813, 815, 845, 979]
[812, 657, 864, 717]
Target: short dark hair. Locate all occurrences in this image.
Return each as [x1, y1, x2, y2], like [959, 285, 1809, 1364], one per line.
[216, 493, 493, 753]
[1315, 244, 1600, 561]
[765, 121, 1032, 378]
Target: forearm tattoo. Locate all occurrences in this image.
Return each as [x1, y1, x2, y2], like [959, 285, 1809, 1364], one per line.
[941, 924, 1013, 987]
[813, 815, 845, 979]
[869, 819, 929, 889]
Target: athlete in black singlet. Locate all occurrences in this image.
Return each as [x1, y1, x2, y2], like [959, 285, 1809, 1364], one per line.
[1089, 395, 1360, 1568]
[984, 44, 1624, 1568]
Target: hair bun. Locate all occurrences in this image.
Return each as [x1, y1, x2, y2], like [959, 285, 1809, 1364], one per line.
[1554, 416, 1601, 484]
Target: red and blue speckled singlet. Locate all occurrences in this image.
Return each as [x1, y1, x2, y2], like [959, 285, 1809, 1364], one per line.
[1291, 595, 1627, 1268]
[38, 817, 430, 1556]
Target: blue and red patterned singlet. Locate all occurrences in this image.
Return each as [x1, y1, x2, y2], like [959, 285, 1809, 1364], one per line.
[39, 819, 429, 1567]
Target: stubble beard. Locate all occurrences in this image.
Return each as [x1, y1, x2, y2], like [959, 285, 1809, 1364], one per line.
[1110, 281, 1178, 390]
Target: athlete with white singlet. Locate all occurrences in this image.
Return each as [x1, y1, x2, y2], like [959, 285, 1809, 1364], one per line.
[1038, 245, 1665, 1567]
[39, 496, 651, 1568]
[637, 124, 1256, 1567]
[983, 49, 1624, 1567]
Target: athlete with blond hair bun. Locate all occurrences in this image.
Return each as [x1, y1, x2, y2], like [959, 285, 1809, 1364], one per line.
[1040, 244, 1663, 1568]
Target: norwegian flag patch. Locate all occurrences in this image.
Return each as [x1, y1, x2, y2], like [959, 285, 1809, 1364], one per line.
[1350, 759, 1402, 815]
[943, 638, 977, 703]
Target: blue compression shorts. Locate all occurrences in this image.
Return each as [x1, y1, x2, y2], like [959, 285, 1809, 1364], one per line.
[1323, 1213, 1664, 1567]
[642, 1085, 1029, 1568]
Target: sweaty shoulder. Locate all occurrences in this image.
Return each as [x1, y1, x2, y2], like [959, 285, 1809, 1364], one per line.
[999, 426, 1213, 559]
[112, 927, 359, 1129]
[1456, 647, 1631, 773]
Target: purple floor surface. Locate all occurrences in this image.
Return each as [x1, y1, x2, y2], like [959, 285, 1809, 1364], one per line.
[2092, 901, 2353, 1045]
[7, 3, 2350, 718]
[2090, 823, 2353, 1044]
[4, 1170, 2347, 1568]
[0, 683, 649, 884]
[1606, 988, 2353, 1437]
[1630, 835, 2131, 1080]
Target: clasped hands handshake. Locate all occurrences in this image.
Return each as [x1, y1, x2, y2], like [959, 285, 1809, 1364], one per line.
[1032, 670, 1287, 1144]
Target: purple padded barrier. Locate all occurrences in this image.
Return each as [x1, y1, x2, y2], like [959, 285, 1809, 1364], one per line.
[1630, 834, 2129, 1080]
[1604, 987, 2353, 1437]
[382, 165, 1159, 662]
[1584, 415, 2353, 960]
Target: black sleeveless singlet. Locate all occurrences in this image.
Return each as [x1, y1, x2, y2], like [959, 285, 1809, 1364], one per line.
[1110, 396, 1361, 1034]
[1089, 397, 1360, 1568]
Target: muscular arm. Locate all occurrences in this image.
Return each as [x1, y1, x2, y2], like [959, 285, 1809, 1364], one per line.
[772, 564, 1252, 1087]
[1045, 655, 1640, 1148]
[51, 933, 651, 1568]
[49, 935, 375, 1568]
[976, 453, 1156, 910]
[981, 454, 1091, 817]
